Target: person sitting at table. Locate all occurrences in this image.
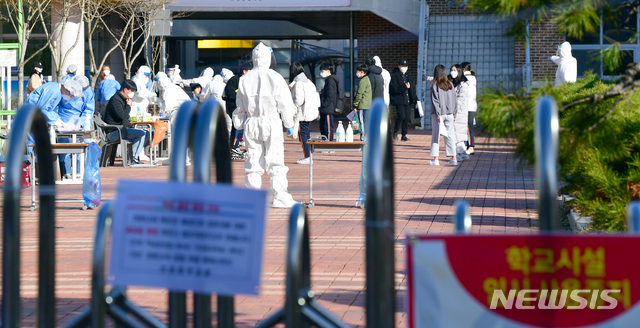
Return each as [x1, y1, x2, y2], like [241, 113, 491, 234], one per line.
[103, 80, 150, 165]
[96, 74, 120, 116]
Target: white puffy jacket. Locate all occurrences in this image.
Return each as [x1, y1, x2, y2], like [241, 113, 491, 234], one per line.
[457, 72, 477, 112]
[289, 73, 320, 122]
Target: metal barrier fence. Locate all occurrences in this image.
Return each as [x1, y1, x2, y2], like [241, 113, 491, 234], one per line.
[2, 104, 57, 328]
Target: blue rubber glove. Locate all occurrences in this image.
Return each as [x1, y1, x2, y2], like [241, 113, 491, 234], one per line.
[549, 57, 553, 62]
[286, 128, 294, 137]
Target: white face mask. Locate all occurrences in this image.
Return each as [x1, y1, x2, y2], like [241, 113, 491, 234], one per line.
[400, 67, 408, 74]
[62, 94, 72, 101]
[36, 68, 43, 73]
[127, 92, 135, 99]
[450, 71, 458, 78]
[357, 72, 364, 79]
[103, 70, 110, 76]
[320, 71, 329, 78]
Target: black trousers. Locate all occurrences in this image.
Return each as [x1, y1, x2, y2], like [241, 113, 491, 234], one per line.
[299, 121, 311, 158]
[465, 111, 476, 148]
[319, 114, 334, 141]
[393, 104, 412, 137]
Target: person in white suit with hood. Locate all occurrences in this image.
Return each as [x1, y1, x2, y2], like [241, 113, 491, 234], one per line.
[181, 67, 214, 90]
[233, 42, 298, 208]
[549, 41, 578, 87]
[373, 56, 391, 106]
[131, 65, 156, 116]
[202, 74, 230, 134]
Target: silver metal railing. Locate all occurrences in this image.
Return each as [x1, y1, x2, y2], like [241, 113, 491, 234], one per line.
[192, 99, 233, 328]
[364, 99, 396, 328]
[2, 104, 57, 328]
[535, 96, 560, 231]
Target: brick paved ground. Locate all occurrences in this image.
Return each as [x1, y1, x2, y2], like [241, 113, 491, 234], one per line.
[3, 127, 537, 327]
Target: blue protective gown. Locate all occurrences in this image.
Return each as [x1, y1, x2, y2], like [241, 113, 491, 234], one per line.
[61, 73, 75, 83]
[25, 82, 62, 124]
[56, 92, 85, 176]
[96, 79, 121, 104]
[80, 88, 96, 125]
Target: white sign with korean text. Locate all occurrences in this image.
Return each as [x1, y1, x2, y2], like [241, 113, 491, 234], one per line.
[170, 0, 350, 8]
[0, 50, 17, 67]
[109, 180, 267, 296]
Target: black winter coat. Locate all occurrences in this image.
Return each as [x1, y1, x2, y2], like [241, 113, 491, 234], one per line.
[222, 75, 240, 116]
[389, 67, 417, 106]
[320, 75, 339, 115]
[103, 91, 131, 138]
[367, 65, 384, 101]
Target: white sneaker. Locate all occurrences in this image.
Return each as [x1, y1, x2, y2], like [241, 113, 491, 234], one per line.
[239, 141, 245, 147]
[272, 194, 298, 208]
[460, 153, 470, 160]
[139, 153, 150, 161]
[447, 159, 458, 166]
[297, 157, 310, 164]
[456, 154, 464, 162]
[428, 160, 440, 166]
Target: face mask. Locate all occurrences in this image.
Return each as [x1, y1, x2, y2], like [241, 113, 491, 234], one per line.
[357, 72, 364, 79]
[320, 71, 329, 78]
[127, 92, 135, 99]
[400, 67, 408, 74]
[450, 71, 458, 79]
[62, 94, 72, 101]
[103, 70, 110, 76]
[36, 68, 43, 73]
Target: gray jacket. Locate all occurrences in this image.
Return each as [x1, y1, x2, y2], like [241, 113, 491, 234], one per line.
[431, 82, 457, 117]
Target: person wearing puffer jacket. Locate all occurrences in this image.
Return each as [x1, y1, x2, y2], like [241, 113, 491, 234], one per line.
[373, 56, 391, 106]
[453, 66, 470, 162]
[460, 62, 478, 155]
[288, 62, 320, 165]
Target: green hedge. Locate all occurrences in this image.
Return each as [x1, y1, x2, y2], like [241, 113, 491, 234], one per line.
[478, 73, 640, 230]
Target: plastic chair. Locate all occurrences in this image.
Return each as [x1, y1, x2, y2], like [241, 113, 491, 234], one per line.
[93, 113, 133, 168]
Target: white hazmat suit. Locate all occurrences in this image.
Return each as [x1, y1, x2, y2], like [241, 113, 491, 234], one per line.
[550, 41, 578, 87]
[131, 65, 156, 116]
[233, 42, 297, 208]
[182, 67, 214, 89]
[374, 56, 391, 106]
[202, 75, 230, 133]
[158, 75, 191, 114]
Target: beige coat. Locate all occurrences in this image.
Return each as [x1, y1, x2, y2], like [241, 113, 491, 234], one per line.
[26, 73, 43, 96]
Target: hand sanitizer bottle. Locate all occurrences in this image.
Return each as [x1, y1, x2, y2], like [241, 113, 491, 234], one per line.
[346, 121, 354, 142]
[49, 125, 56, 144]
[336, 121, 345, 142]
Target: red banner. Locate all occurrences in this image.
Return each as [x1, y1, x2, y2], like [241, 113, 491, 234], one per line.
[407, 235, 640, 328]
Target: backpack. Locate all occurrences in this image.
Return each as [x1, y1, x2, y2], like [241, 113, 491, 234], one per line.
[335, 79, 346, 114]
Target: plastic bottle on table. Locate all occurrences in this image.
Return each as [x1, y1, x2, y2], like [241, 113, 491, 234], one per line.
[49, 125, 56, 144]
[84, 115, 92, 131]
[336, 121, 345, 142]
[346, 121, 354, 142]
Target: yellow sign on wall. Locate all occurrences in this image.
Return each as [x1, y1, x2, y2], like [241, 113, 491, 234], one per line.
[197, 40, 255, 49]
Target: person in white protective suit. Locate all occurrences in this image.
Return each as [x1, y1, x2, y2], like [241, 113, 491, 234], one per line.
[167, 65, 183, 85]
[233, 42, 298, 208]
[373, 56, 391, 107]
[549, 41, 578, 87]
[181, 67, 214, 90]
[158, 75, 191, 114]
[202, 74, 230, 134]
[130, 65, 156, 116]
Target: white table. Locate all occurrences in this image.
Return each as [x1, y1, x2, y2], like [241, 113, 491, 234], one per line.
[306, 141, 365, 208]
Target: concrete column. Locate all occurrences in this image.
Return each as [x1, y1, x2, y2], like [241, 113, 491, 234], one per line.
[51, 1, 84, 81]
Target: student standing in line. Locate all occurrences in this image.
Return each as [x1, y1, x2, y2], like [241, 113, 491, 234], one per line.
[429, 64, 458, 166]
[319, 62, 339, 141]
[352, 63, 372, 141]
[289, 62, 320, 164]
[448, 64, 463, 88]
[390, 59, 417, 141]
[460, 62, 478, 155]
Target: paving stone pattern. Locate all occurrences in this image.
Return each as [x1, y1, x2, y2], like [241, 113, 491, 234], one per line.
[3, 128, 537, 327]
